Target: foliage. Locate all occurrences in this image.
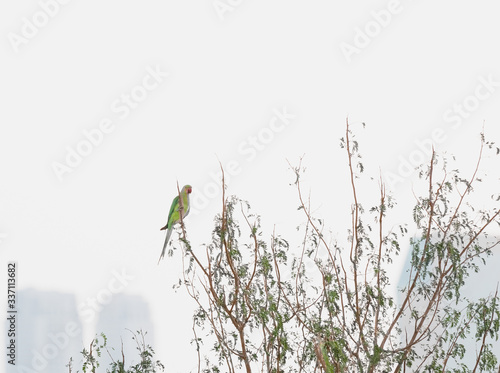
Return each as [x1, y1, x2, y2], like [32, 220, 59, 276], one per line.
[178, 121, 500, 372]
[67, 330, 164, 373]
[67, 122, 500, 372]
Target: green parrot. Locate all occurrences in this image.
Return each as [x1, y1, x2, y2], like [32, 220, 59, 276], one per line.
[158, 185, 192, 264]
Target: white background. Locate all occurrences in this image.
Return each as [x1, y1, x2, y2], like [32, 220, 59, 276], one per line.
[1, 1, 500, 372]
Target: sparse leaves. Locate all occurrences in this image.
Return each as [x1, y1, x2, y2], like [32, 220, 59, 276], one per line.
[69, 123, 500, 372]
[70, 330, 164, 373]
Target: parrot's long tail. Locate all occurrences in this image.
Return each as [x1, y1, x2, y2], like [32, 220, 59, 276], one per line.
[158, 227, 173, 264]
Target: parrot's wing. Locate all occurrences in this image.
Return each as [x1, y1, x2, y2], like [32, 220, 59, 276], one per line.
[168, 195, 180, 219]
[161, 195, 180, 230]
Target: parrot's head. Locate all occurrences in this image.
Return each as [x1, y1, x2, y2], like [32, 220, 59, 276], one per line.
[184, 185, 193, 194]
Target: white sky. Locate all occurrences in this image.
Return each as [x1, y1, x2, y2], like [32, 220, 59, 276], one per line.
[2, 1, 500, 372]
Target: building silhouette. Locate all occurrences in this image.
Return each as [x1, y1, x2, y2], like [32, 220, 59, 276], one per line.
[95, 293, 155, 369]
[5, 290, 154, 372]
[7, 289, 83, 373]
[396, 236, 500, 369]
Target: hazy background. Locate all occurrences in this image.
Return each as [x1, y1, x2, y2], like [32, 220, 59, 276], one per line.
[1, 1, 500, 372]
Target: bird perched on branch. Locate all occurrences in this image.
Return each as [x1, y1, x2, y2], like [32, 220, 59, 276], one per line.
[158, 184, 192, 264]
